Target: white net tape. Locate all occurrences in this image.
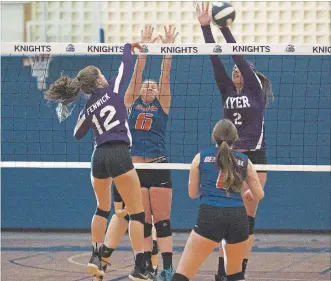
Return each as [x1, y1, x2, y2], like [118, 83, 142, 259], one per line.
[2, 42, 331, 56]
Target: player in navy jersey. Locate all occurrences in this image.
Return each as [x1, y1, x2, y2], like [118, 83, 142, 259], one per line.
[172, 119, 264, 281]
[196, 3, 273, 280]
[123, 25, 178, 281]
[44, 43, 153, 281]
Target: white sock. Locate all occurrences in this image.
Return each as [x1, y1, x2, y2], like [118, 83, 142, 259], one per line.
[133, 250, 144, 257]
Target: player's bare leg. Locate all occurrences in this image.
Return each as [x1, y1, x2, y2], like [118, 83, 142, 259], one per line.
[242, 173, 266, 269]
[115, 169, 149, 280]
[88, 176, 112, 277]
[172, 230, 217, 281]
[141, 187, 154, 276]
[151, 224, 159, 275]
[150, 187, 173, 280]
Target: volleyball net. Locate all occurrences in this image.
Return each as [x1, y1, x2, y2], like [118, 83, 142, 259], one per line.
[1, 42, 330, 172]
[1, 42, 330, 231]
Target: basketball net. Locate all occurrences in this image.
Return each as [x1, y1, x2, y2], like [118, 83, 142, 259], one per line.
[23, 54, 52, 91]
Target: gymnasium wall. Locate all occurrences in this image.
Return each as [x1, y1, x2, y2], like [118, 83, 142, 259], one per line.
[1, 54, 330, 231]
[26, 1, 331, 44]
[1, 2, 25, 42]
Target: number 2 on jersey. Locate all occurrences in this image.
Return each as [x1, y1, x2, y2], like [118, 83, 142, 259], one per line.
[233, 112, 242, 125]
[135, 113, 153, 131]
[92, 105, 120, 135]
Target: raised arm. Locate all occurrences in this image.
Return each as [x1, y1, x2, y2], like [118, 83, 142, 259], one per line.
[124, 55, 146, 108]
[158, 25, 178, 114]
[124, 26, 157, 108]
[73, 108, 90, 140]
[196, 3, 234, 96]
[221, 27, 262, 92]
[112, 43, 134, 94]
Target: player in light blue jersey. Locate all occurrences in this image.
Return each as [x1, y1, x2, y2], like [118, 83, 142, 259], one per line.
[172, 119, 264, 281]
[125, 25, 178, 281]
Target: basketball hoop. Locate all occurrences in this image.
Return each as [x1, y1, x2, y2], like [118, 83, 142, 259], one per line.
[23, 54, 52, 91]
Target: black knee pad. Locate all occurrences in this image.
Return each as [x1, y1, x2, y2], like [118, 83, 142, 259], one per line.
[100, 244, 115, 258]
[172, 273, 189, 281]
[248, 216, 255, 235]
[130, 212, 145, 224]
[95, 208, 110, 219]
[152, 240, 158, 255]
[154, 220, 172, 238]
[227, 272, 245, 281]
[144, 223, 153, 238]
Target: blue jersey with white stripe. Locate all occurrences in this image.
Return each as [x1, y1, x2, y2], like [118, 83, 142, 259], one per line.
[73, 43, 133, 147]
[199, 146, 249, 207]
[129, 97, 168, 158]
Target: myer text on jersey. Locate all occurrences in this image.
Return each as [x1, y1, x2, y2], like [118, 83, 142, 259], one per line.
[224, 96, 251, 109]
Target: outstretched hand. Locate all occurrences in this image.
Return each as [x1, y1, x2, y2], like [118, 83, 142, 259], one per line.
[159, 25, 179, 44]
[196, 2, 211, 26]
[131, 42, 144, 53]
[141, 25, 158, 43]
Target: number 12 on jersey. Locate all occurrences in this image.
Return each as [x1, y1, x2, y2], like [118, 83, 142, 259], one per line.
[92, 105, 120, 135]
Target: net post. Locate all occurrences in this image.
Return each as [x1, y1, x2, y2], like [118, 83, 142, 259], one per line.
[95, 1, 104, 43]
[99, 28, 105, 43]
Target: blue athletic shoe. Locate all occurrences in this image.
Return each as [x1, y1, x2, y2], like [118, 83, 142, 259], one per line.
[158, 267, 173, 281]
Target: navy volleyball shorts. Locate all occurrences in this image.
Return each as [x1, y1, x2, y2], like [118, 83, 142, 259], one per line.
[91, 141, 134, 179]
[243, 150, 267, 165]
[137, 156, 172, 189]
[194, 204, 249, 244]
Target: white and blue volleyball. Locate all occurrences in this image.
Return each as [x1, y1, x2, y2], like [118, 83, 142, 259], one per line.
[211, 2, 236, 28]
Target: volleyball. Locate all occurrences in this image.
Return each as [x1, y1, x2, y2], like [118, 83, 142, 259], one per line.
[211, 2, 236, 28]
